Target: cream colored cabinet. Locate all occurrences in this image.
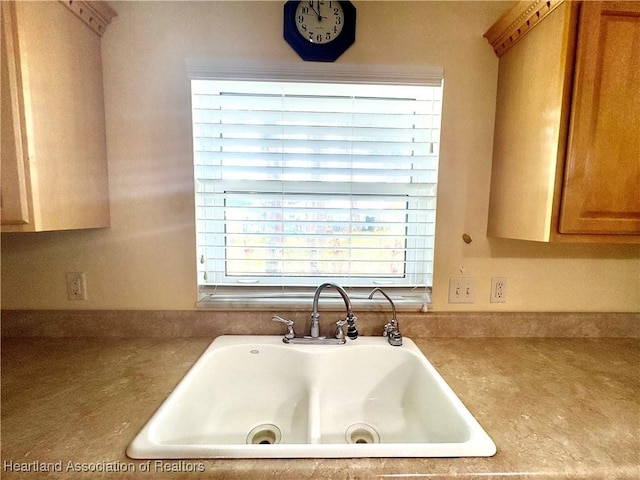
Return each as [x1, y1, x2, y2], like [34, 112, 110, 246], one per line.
[1, 1, 116, 232]
[484, 0, 640, 242]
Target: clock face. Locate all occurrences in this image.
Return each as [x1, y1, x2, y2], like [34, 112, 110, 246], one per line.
[295, 1, 344, 44]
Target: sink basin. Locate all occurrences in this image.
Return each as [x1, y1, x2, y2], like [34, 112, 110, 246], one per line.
[127, 336, 496, 458]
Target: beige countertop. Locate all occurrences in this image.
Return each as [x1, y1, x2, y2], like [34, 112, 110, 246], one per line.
[1, 336, 638, 479]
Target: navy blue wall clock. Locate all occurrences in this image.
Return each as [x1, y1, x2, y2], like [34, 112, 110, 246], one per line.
[284, 1, 356, 62]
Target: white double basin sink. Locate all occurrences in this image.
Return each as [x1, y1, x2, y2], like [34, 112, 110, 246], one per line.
[127, 335, 496, 458]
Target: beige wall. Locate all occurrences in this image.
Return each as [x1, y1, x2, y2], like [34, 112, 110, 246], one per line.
[1, 1, 639, 312]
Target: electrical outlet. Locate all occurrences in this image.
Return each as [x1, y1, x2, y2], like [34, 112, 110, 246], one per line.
[66, 272, 87, 301]
[448, 277, 475, 303]
[490, 277, 507, 303]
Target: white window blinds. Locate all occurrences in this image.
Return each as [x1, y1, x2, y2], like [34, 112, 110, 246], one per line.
[192, 78, 442, 293]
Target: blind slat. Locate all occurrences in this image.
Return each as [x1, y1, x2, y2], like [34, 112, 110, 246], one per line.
[194, 151, 440, 166]
[193, 110, 440, 129]
[193, 125, 436, 141]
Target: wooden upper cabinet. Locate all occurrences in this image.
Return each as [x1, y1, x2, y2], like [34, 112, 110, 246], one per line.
[0, 1, 116, 232]
[485, 0, 640, 242]
[560, 1, 640, 234]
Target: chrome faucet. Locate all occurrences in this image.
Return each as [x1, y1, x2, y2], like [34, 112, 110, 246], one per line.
[272, 282, 358, 344]
[311, 282, 358, 340]
[368, 287, 402, 346]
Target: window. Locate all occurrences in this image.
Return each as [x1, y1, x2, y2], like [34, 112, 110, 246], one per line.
[190, 64, 442, 305]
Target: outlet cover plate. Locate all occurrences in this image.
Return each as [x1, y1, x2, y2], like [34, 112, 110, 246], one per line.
[490, 277, 507, 303]
[66, 272, 87, 301]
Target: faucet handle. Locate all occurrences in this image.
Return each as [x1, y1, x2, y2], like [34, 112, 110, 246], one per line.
[335, 315, 358, 340]
[384, 321, 403, 346]
[335, 319, 349, 340]
[272, 315, 295, 340]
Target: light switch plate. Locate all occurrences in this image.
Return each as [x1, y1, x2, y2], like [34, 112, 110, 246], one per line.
[448, 277, 475, 303]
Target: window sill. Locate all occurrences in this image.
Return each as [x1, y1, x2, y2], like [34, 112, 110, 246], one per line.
[196, 289, 431, 312]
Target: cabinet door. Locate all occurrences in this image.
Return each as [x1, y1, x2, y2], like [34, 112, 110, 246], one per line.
[0, 1, 29, 225]
[560, 1, 640, 234]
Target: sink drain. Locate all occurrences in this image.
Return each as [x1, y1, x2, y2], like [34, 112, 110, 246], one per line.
[246, 424, 282, 445]
[345, 423, 380, 444]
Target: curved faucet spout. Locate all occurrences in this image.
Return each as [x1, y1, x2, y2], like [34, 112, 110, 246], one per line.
[310, 283, 358, 339]
[368, 287, 397, 322]
[312, 282, 353, 317]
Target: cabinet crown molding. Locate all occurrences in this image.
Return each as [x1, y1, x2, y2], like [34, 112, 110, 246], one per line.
[484, 0, 566, 56]
[58, 0, 116, 37]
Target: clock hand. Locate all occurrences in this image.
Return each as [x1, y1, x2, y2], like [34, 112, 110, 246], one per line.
[307, 0, 319, 16]
[317, 0, 322, 21]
